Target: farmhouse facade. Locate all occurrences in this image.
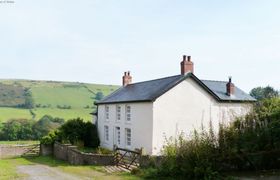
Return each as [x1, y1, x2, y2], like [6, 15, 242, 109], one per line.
[95, 55, 256, 155]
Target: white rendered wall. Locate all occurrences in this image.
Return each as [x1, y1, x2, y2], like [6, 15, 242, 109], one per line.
[97, 103, 154, 154]
[152, 78, 252, 155]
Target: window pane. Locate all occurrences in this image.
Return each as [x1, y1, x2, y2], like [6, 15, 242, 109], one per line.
[125, 128, 131, 146]
[104, 126, 109, 141]
[126, 105, 131, 122]
[105, 106, 109, 119]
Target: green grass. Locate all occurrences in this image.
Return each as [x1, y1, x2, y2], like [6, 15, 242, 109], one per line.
[0, 107, 94, 122]
[0, 157, 33, 179]
[0, 79, 119, 123]
[0, 156, 142, 179]
[0, 107, 32, 122]
[33, 108, 93, 122]
[0, 140, 39, 145]
[31, 86, 94, 108]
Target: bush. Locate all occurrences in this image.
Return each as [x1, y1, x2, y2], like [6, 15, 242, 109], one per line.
[84, 122, 100, 147]
[0, 119, 35, 140]
[158, 129, 220, 179]
[0, 115, 65, 141]
[40, 130, 59, 145]
[59, 118, 99, 148]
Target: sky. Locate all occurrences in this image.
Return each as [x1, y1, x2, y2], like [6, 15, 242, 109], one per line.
[0, 0, 279, 92]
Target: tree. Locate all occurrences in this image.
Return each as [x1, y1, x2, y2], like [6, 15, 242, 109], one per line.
[24, 88, 34, 109]
[59, 118, 86, 145]
[95, 92, 104, 101]
[32, 115, 65, 139]
[0, 119, 35, 140]
[59, 118, 99, 147]
[250, 86, 279, 100]
[84, 122, 100, 147]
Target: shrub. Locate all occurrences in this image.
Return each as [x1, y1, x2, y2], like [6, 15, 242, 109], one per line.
[40, 130, 59, 145]
[84, 122, 100, 147]
[0, 119, 35, 140]
[59, 118, 99, 148]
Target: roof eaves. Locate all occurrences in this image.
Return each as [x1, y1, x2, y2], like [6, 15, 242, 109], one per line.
[95, 99, 153, 105]
[95, 86, 124, 104]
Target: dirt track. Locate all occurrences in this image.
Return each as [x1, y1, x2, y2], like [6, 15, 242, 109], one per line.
[17, 165, 81, 180]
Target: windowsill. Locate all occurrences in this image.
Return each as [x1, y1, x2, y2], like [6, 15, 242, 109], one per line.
[125, 121, 131, 125]
[115, 120, 121, 123]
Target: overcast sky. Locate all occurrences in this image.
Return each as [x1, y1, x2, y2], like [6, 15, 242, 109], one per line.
[0, 0, 279, 92]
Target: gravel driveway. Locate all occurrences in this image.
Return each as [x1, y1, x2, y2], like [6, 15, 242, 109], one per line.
[17, 165, 81, 180]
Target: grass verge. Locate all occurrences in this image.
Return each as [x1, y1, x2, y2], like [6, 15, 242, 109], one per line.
[0, 156, 142, 180]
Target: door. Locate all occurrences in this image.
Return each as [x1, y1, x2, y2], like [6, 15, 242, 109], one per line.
[114, 126, 121, 147]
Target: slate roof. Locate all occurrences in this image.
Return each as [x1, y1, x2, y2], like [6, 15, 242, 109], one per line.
[96, 73, 256, 104]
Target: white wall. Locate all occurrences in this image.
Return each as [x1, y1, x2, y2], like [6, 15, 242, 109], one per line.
[97, 102, 154, 154]
[152, 78, 252, 155]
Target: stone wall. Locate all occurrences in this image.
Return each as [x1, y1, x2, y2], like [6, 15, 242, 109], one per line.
[53, 142, 114, 165]
[40, 144, 53, 156]
[0, 144, 33, 158]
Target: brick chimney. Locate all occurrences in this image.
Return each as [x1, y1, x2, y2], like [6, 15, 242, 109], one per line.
[226, 76, 235, 96]
[180, 55, 194, 75]
[122, 71, 132, 86]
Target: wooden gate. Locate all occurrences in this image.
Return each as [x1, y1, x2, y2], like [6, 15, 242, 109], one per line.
[22, 144, 40, 157]
[114, 147, 141, 170]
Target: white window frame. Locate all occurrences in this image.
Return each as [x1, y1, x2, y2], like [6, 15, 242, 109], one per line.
[125, 105, 131, 123]
[125, 128, 131, 147]
[115, 126, 121, 146]
[105, 105, 109, 120]
[116, 105, 121, 122]
[104, 125, 109, 142]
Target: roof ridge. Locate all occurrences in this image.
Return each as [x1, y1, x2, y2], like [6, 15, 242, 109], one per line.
[201, 79, 227, 83]
[127, 74, 183, 86]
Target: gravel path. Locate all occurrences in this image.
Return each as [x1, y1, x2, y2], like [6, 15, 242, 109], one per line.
[17, 165, 81, 180]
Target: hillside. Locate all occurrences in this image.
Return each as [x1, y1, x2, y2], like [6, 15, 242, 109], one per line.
[0, 79, 119, 122]
[0, 83, 26, 107]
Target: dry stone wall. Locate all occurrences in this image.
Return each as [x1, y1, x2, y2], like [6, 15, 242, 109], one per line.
[53, 142, 114, 165]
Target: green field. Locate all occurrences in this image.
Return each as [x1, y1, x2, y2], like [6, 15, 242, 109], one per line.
[0, 80, 119, 122]
[0, 140, 39, 145]
[0, 108, 32, 122]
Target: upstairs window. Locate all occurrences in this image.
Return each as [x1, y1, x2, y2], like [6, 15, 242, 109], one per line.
[125, 128, 131, 146]
[104, 125, 109, 141]
[126, 105, 131, 122]
[116, 105, 121, 121]
[105, 105, 109, 120]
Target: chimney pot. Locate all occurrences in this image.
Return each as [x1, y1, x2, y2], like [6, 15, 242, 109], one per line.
[122, 71, 132, 86]
[180, 55, 194, 75]
[183, 55, 187, 61]
[226, 76, 234, 96]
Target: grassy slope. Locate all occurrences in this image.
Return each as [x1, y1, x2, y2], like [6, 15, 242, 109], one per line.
[0, 108, 31, 122]
[0, 80, 119, 122]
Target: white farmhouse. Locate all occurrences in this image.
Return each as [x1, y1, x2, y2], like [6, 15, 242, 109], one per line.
[95, 55, 256, 155]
